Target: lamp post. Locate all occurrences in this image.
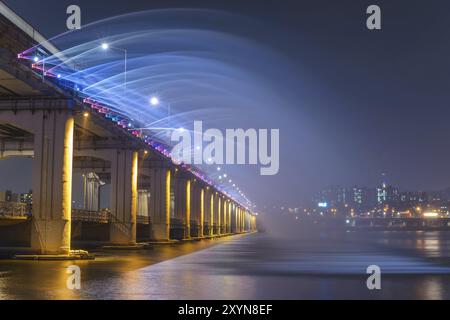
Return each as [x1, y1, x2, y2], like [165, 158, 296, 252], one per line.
[101, 43, 127, 96]
[150, 96, 171, 136]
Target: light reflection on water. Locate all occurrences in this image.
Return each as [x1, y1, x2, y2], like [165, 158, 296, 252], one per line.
[1, 231, 450, 299]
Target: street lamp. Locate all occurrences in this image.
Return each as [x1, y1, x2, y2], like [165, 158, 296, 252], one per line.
[150, 96, 159, 106]
[149, 96, 171, 135]
[101, 42, 127, 95]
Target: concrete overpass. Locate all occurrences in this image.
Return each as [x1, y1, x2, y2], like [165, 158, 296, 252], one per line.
[0, 2, 256, 256]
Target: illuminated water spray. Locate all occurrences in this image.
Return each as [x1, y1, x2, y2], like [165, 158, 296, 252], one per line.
[18, 9, 294, 208]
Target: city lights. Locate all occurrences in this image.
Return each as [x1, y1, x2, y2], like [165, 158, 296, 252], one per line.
[423, 212, 439, 218]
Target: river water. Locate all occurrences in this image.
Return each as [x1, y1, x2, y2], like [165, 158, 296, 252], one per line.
[1, 230, 450, 299]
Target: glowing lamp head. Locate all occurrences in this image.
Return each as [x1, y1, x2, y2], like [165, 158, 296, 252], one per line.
[33, 56, 39, 62]
[57, 74, 62, 79]
[101, 43, 109, 50]
[83, 112, 89, 118]
[150, 96, 159, 106]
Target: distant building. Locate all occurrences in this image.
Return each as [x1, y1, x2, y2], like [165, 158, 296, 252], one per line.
[20, 190, 33, 213]
[351, 186, 377, 210]
[1, 190, 32, 204]
[20, 191, 32, 205]
[0, 190, 15, 202]
[377, 183, 399, 204]
[317, 186, 346, 208]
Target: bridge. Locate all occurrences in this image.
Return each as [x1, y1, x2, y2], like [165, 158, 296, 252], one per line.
[0, 3, 256, 255]
[347, 216, 450, 230]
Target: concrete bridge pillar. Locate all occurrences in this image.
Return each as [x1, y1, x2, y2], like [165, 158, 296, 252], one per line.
[243, 211, 247, 232]
[209, 190, 215, 236]
[230, 203, 236, 233]
[199, 187, 205, 237]
[29, 110, 74, 254]
[203, 188, 210, 236]
[213, 192, 220, 235]
[82, 172, 103, 211]
[203, 188, 213, 236]
[109, 150, 138, 245]
[149, 167, 171, 241]
[239, 207, 243, 233]
[237, 206, 241, 233]
[189, 182, 199, 237]
[174, 175, 191, 239]
[189, 181, 200, 238]
[227, 201, 232, 234]
[185, 179, 191, 239]
[245, 211, 250, 232]
[221, 197, 227, 234]
[235, 206, 240, 233]
[137, 189, 150, 217]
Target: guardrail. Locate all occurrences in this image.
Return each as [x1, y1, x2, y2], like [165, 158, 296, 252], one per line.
[137, 215, 150, 224]
[72, 209, 110, 223]
[0, 201, 28, 217]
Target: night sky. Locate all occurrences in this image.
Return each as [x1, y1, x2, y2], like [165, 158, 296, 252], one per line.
[2, 0, 450, 208]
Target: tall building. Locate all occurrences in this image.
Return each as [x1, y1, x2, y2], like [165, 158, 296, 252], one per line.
[351, 186, 377, 210]
[318, 186, 347, 208]
[0, 190, 15, 202]
[20, 190, 33, 213]
[377, 183, 399, 205]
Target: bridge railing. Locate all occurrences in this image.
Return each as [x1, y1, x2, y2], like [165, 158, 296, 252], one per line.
[71, 209, 110, 223]
[0, 201, 28, 217]
[137, 215, 150, 224]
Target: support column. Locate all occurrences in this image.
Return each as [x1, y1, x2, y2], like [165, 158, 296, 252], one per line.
[213, 192, 220, 235]
[31, 111, 74, 254]
[83, 172, 102, 211]
[199, 187, 205, 237]
[238, 207, 243, 233]
[173, 175, 184, 239]
[230, 203, 237, 233]
[185, 179, 191, 239]
[245, 211, 249, 232]
[209, 190, 214, 236]
[109, 150, 138, 245]
[174, 176, 191, 239]
[227, 201, 230, 233]
[235, 207, 240, 233]
[221, 198, 227, 234]
[149, 168, 171, 241]
[137, 189, 150, 217]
